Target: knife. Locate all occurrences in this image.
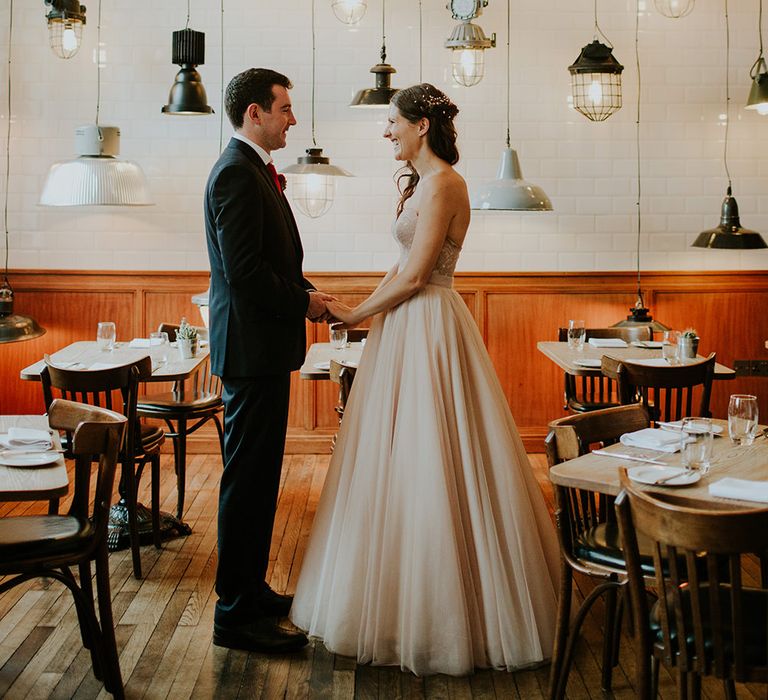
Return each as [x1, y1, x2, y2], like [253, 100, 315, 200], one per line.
[592, 449, 669, 465]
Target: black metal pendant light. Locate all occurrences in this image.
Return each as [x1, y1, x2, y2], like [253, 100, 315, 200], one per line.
[693, 0, 766, 250]
[350, 0, 398, 107]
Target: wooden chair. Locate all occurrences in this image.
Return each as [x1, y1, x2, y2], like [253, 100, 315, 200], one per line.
[0, 399, 128, 698]
[557, 326, 653, 413]
[615, 469, 768, 699]
[545, 403, 651, 699]
[137, 323, 224, 520]
[346, 328, 369, 343]
[41, 356, 164, 580]
[329, 359, 357, 453]
[602, 353, 716, 424]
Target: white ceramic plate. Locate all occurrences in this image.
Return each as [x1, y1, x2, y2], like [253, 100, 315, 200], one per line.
[313, 361, 331, 371]
[574, 358, 602, 368]
[0, 450, 61, 468]
[628, 466, 701, 487]
[631, 340, 664, 349]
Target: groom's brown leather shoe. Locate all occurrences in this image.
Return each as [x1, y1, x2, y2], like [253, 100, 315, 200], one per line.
[213, 618, 308, 653]
[258, 586, 293, 617]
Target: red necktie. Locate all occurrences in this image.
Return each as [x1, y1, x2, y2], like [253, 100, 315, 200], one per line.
[266, 162, 282, 193]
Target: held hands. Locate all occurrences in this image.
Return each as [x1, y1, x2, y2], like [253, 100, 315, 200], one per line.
[326, 300, 359, 330]
[306, 291, 337, 323]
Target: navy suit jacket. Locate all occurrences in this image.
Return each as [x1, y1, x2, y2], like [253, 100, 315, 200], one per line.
[204, 138, 313, 377]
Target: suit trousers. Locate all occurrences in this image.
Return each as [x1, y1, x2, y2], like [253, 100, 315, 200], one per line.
[215, 373, 291, 627]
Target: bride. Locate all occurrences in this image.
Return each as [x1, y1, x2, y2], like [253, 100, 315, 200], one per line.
[289, 83, 559, 676]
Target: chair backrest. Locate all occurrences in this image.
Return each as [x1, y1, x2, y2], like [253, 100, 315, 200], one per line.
[557, 326, 654, 343]
[41, 356, 150, 463]
[47, 399, 127, 545]
[545, 403, 651, 467]
[158, 322, 218, 396]
[602, 353, 716, 423]
[615, 469, 768, 685]
[346, 329, 369, 343]
[329, 359, 357, 417]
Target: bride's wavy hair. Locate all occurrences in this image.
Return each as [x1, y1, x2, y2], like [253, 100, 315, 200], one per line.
[391, 84, 460, 216]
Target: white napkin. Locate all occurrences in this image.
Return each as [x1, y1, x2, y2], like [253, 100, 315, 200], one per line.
[87, 362, 122, 371]
[588, 338, 628, 348]
[0, 427, 53, 450]
[620, 427, 681, 453]
[709, 478, 768, 503]
[129, 338, 151, 348]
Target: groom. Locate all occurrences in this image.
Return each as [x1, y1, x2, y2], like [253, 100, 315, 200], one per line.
[204, 68, 332, 652]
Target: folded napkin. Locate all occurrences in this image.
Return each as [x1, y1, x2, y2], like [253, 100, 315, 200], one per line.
[709, 478, 768, 504]
[129, 338, 151, 348]
[0, 427, 53, 451]
[588, 338, 627, 348]
[620, 427, 681, 453]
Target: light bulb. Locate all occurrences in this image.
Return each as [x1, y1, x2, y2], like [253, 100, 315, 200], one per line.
[757, 103, 768, 116]
[331, 0, 367, 25]
[588, 79, 603, 105]
[292, 173, 335, 218]
[61, 22, 78, 52]
[451, 49, 485, 87]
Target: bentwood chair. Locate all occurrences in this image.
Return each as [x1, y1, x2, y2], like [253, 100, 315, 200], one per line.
[41, 356, 164, 579]
[137, 323, 223, 520]
[616, 469, 768, 699]
[545, 403, 651, 699]
[602, 353, 716, 425]
[0, 400, 127, 698]
[557, 326, 653, 413]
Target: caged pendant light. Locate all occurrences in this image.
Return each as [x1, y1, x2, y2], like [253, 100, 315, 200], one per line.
[331, 0, 367, 25]
[40, 0, 153, 206]
[2, 0, 45, 343]
[470, 0, 551, 211]
[613, 0, 667, 332]
[44, 0, 86, 59]
[283, 0, 352, 218]
[693, 0, 766, 249]
[162, 0, 213, 115]
[746, 0, 768, 115]
[568, 0, 623, 122]
[444, 0, 496, 88]
[350, 0, 398, 107]
[653, 0, 695, 18]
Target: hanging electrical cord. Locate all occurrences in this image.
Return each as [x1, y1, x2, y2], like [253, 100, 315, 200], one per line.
[723, 0, 732, 189]
[219, 0, 224, 152]
[418, 0, 423, 82]
[634, 0, 642, 301]
[3, 0, 13, 283]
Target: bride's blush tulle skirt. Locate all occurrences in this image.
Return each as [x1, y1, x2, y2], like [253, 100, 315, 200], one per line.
[290, 283, 560, 676]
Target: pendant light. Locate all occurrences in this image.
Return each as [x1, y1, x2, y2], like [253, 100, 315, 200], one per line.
[444, 0, 496, 88]
[1, 0, 45, 343]
[162, 0, 213, 115]
[40, 0, 153, 206]
[283, 0, 352, 218]
[614, 0, 668, 332]
[568, 0, 623, 122]
[332, 0, 367, 25]
[44, 0, 86, 59]
[470, 0, 551, 211]
[693, 0, 767, 249]
[746, 0, 768, 115]
[653, 0, 694, 18]
[350, 0, 398, 107]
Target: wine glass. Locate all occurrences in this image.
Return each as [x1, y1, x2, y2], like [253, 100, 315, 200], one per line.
[567, 319, 586, 351]
[728, 394, 759, 446]
[96, 321, 116, 351]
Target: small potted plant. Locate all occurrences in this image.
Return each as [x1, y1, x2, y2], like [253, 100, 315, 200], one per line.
[177, 317, 199, 359]
[678, 327, 699, 360]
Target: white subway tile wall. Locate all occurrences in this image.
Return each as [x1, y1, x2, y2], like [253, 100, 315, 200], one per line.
[1, 0, 766, 272]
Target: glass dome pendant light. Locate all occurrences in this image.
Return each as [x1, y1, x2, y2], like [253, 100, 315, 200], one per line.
[568, 0, 624, 122]
[2, 0, 45, 343]
[653, 0, 695, 19]
[331, 0, 367, 25]
[40, 0, 153, 206]
[470, 0, 551, 211]
[746, 0, 768, 115]
[161, 0, 213, 115]
[283, 0, 352, 218]
[350, 0, 398, 107]
[693, 0, 766, 249]
[614, 0, 668, 332]
[44, 0, 87, 60]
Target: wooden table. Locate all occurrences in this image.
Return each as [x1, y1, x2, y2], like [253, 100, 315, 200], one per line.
[549, 420, 768, 506]
[0, 415, 67, 501]
[299, 342, 365, 380]
[20, 340, 210, 383]
[537, 341, 735, 380]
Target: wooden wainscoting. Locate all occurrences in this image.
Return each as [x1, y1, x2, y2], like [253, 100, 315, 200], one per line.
[2, 269, 768, 453]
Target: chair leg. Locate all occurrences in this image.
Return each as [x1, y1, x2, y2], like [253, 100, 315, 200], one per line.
[548, 560, 573, 700]
[151, 454, 161, 548]
[175, 417, 187, 520]
[48, 497, 59, 514]
[122, 462, 142, 579]
[95, 546, 125, 699]
[601, 585, 618, 691]
[651, 655, 660, 699]
[213, 414, 224, 463]
[724, 679, 737, 700]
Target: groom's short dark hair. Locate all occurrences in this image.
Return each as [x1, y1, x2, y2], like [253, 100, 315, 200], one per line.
[225, 68, 293, 129]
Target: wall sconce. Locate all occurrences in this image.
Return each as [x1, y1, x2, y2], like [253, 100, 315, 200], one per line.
[445, 0, 495, 87]
[44, 0, 86, 59]
[332, 0, 367, 25]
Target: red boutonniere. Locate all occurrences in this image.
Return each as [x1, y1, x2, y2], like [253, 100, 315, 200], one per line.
[277, 174, 287, 192]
